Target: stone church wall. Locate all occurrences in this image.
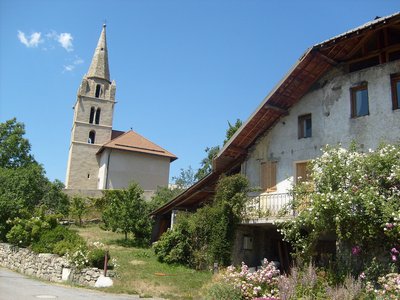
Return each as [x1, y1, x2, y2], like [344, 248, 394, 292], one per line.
[0, 243, 108, 287]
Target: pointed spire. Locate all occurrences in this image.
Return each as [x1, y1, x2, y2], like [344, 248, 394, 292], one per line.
[87, 24, 110, 82]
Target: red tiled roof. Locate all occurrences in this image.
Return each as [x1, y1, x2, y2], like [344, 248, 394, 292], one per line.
[97, 130, 177, 161]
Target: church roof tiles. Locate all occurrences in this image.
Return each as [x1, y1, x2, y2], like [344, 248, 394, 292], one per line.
[97, 130, 177, 161]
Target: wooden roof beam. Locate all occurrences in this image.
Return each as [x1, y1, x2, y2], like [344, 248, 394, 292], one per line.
[263, 103, 289, 114]
[312, 50, 339, 66]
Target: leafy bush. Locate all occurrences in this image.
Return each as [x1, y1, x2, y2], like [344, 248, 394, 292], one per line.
[88, 248, 110, 269]
[153, 220, 191, 265]
[31, 225, 86, 255]
[154, 174, 249, 269]
[6, 213, 54, 247]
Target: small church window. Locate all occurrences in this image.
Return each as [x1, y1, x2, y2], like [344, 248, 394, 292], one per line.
[89, 107, 95, 124]
[88, 131, 96, 144]
[95, 108, 101, 124]
[95, 84, 102, 98]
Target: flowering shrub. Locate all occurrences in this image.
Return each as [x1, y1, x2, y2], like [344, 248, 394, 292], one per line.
[366, 273, 400, 299]
[66, 245, 89, 269]
[222, 259, 280, 300]
[280, 144, 400, 280]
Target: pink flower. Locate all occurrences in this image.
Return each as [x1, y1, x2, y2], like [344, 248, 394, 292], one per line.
[352, 246, 361, 256]
[390, 247, 399, 255]
[359, 272, 366, 280]
[386, 223, 394, 229]
[391, 254, 397, 262]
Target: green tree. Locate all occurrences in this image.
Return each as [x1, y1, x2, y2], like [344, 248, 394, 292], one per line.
[42, 180, 70, 216]
[149, 186, 182, 211]
[195, 146, 220, 181]
[173, 166, 196, 189]
[0, 163, 48, 240]
[70, 196, 87, 226]
[224, 118, 242, 145]
[0, 118, 35, 168]
[102, 183, 153, 244]
[195, 119, 242, 181]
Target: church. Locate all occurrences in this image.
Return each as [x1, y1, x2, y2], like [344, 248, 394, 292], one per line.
[65, 25, 177, 197]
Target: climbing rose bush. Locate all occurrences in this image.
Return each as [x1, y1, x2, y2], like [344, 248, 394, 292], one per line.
[222, 259, 280, 300]
[366, 273, 400, 299]
[279, 143, 400, 279]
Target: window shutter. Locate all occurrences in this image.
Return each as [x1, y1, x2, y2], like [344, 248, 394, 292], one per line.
[296, 162, 309, 183]
[261, 161, 277, 192]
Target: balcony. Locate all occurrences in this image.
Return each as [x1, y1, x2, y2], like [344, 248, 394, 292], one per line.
[243, 192, 294, 223]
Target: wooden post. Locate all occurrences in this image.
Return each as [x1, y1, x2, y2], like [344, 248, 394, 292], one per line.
[103, 250, 109, 276]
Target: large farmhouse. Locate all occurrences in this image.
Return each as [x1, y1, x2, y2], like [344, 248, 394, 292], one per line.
[152, 13, 400, 270]
[65, 25, 177, 197]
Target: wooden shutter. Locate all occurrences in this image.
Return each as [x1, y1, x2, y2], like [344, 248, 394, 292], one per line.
[296, 162, 309, 183]
[261, 161, 277, 192]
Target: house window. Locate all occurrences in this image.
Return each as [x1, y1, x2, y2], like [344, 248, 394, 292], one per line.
[95, 108, 101, 124]
[89, 107, 95, 124]
[296, 161, 310, 184]
[261, 161, 277, 192]
[88, 131, 96, 144]
[95, 84, 101, 98]
[351, 84, 369, 117]
[298, 114, 312, 139]
[391, 73, 400, 110]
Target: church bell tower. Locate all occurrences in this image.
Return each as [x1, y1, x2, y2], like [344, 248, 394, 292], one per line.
[65, 25, 116, 190]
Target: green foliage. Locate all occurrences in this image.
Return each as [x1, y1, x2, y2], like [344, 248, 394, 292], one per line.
[279, 143, 400, 281]
[195, 118, 242, 181]
[31, 225, 86, 255]
[149, 186, 182, 211]
[0, 163, 48, 240]
[102, 183, 153, 245]
[173, 166, 196, 189]
[204, 282, 243, 300]
[153, 221, 192, 265]
[88, 248, 110, 269]
[195, 146, 220, 181]
[6, 211, 55, 247]
[154, 174, 249, 269]
[224, 118, 242, 145]
[69, 196, 88, 226]
[0, 118, 35, 168]
[41, 180, 70, 216]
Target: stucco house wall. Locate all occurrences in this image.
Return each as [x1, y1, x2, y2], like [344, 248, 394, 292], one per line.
[244, 60, 400, 194]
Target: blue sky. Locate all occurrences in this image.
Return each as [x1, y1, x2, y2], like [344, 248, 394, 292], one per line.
[0, 0, 399, 184]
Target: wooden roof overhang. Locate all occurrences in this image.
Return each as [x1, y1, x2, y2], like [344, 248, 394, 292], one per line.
[151, 172, 219, 216]
[152, 13, 400, 218]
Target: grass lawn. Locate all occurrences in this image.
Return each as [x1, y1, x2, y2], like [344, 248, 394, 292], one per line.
[74, 225, 213, 299]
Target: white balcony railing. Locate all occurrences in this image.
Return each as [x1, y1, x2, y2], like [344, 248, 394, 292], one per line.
[244, 192, 294, 219]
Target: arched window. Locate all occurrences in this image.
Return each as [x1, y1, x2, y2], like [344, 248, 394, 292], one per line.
[89, 107, 95, 124]
[95, 84, 101, 98]
[95, 108, 101, 125]
[88, 131, 96, 144]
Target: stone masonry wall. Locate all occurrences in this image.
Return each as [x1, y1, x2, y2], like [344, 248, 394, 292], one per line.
[0, 243, 104, 287]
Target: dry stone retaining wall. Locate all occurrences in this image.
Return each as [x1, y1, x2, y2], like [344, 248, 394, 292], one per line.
[0, 243, 104, 286]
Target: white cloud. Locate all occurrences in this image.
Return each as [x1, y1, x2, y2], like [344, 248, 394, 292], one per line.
[73, 57, 84, 65]
[17, 31, 42, 47]
[57, 33, 73, 52]
[63, 56, 84, 72]
[63, 65, 75, 72]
